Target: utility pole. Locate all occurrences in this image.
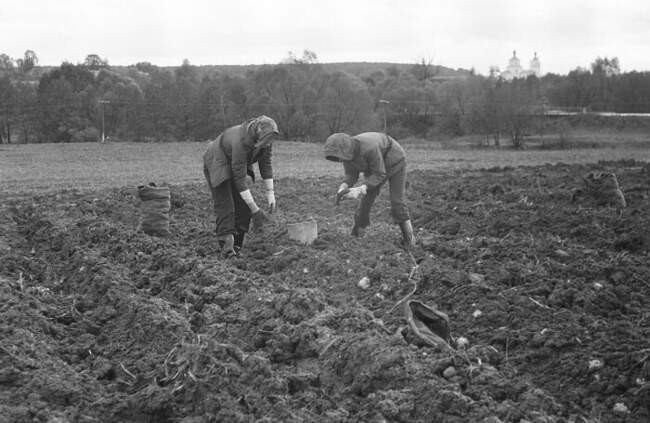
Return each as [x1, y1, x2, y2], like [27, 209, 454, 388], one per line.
[379, 99, 390, 132]
[98, 99, 110, 143]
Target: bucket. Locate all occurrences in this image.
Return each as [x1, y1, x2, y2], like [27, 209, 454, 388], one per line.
[287, 220, 318, 245]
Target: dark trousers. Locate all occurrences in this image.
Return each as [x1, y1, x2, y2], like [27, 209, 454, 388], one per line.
[355, 163, 410, 228]
[205, 170, 251, 237]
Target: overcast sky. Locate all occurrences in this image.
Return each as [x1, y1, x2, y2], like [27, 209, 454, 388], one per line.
[2, 0, 649, 75]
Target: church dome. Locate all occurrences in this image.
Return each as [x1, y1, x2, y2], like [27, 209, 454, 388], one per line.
[529, 52, 541, 76]
[509, 50, 521, 68]
[530, 52, 540, 67]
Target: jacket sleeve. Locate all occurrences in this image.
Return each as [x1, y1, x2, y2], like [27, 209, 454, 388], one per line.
[343, 162, 359, 186]
[363, 145, 387, 188]
[257, 146, 273, 180]
[231, 138, 249, 192]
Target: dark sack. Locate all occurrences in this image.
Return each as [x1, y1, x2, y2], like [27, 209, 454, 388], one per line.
[582, 171, 626, 208]
[404, 300, 454, 351]
[138, 184, 171, 236]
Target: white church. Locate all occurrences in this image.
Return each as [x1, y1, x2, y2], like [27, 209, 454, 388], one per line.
[495, 51, 541, 80]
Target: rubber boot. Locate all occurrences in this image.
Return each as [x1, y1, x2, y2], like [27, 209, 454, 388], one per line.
[351, 224, 365, 237]
[399, 220, 416, 250]
[218, 234, 236, 258]
[234, 231, 246, 253]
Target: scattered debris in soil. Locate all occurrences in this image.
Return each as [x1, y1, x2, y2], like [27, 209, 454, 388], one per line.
[1, 160, 648, 422]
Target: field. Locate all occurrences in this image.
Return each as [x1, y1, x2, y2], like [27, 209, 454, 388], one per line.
[2, 135, 650, 195]
[1, 139, 649, 422]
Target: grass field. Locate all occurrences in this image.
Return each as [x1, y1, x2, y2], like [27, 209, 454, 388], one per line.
[1, 136, 650, 195]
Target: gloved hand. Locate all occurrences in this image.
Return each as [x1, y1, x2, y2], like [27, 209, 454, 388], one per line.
[239, 189, 260, 213]
[266, 191, 276, 213]
[335, 183, 349, 205]
[264, 179, 276, 213]
[251, 209, 271, 229]
[343, 184, 367, 200]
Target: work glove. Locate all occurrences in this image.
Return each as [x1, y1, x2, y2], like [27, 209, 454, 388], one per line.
[251, 209, 271, 230]
[239, 189, 260, 213]
[335, 183, 350, 205]
[343, 184, 367, 200]
[264, 179, 276, 213]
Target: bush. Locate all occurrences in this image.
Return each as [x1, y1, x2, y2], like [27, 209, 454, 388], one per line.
[71, 126, 100, 143]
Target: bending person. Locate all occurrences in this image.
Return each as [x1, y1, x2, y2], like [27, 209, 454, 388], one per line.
[203, 115, 278, 257]
[324, 132, 416, 249]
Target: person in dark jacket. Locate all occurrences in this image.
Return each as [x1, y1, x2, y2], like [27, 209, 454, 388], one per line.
[324, 132, 415, 249]
[203, 115, 278, 257]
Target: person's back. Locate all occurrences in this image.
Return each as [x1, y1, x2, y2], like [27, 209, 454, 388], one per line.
[324, 131, 415, 249]
[351, 132, 405, 174]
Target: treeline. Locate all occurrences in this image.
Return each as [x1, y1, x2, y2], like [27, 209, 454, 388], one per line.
[1, 50, 650, 145]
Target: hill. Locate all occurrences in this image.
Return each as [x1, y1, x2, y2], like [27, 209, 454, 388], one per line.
[28, 61, 471, 80]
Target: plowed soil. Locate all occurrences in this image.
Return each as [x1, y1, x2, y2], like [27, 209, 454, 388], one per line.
[1, 160, 649, 422]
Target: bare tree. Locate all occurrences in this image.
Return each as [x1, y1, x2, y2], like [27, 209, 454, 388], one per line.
[83, 54, 109, 70]
[410, 57, 439, 81]
[15, 50, 38, 73]
[0, 53, 14, 71]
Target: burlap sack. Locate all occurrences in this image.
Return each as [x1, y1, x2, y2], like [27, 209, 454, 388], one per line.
[582, 171, 626, 208]
[138, 184, 171, 236]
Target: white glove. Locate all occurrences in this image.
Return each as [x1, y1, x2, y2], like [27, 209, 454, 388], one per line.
[335, 183, 350, 205]
[264, 179, 276, 213]
[239, 189, 260, 213]
[344, 184, 367, 200]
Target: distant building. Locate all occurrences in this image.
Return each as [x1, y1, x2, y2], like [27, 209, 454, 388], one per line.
[529, 52, 540, 76]
[494, 51, 541, 80]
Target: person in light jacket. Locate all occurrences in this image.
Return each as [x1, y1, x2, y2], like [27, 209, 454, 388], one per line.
[203, 115, 278, 257]
[324, 132, 415, 249]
